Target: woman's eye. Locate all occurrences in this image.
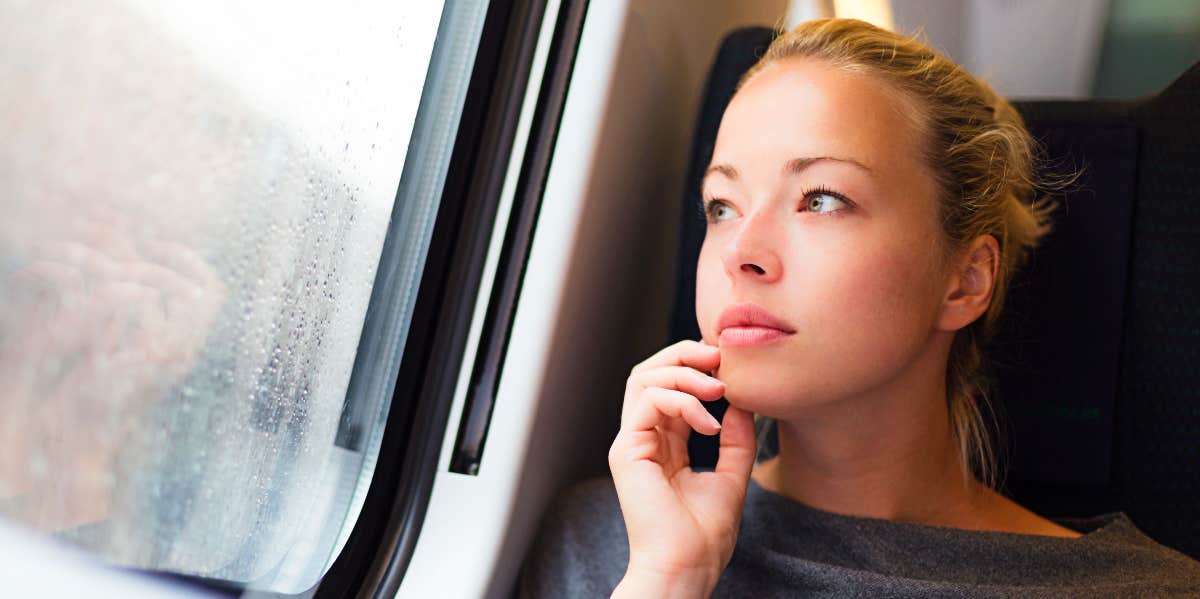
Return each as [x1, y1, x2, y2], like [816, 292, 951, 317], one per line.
[705, 200, 738, 223]
[802, 192, 849, 214]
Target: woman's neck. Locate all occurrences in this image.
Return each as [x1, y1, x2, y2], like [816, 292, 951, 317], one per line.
[744, 333, 1086, 538]
[752, 420, 985, 528]
[750, 332, 992, 529]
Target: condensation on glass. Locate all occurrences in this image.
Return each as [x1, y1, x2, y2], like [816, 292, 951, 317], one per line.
[0, 0, 444, 591]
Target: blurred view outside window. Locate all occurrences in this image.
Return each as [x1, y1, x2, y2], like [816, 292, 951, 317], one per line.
[0, 0, 455, 592]
[1092, 0, 1200, 98]
[889, 0, 1200, 99]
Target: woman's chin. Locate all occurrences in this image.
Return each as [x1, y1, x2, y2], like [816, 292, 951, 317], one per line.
[719, 373, 797, 417]
[718, 365, 840, 418]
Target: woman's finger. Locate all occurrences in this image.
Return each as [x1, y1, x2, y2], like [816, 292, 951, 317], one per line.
[629, 365, 726, 400]
[630, 339, 720, 375]
[714, 405, 756, 483]
[623, 366, 725, 423]
[624, 386, 722, 436]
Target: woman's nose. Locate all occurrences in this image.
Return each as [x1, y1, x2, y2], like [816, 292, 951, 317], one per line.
[722, 211, 783, 283]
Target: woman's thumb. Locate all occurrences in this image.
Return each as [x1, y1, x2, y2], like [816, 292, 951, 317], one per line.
[714, 405, 755, 483]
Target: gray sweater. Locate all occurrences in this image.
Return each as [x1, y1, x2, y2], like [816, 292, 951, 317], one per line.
[520, 476, 1200, 598]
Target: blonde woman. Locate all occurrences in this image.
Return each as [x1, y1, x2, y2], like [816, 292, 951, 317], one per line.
[523, 18, 1200, 597]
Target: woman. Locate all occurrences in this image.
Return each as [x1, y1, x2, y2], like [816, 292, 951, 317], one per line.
[522, 18, 1200, 597]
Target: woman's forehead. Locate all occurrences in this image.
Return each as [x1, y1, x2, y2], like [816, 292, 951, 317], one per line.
[712, 58, 925, 180]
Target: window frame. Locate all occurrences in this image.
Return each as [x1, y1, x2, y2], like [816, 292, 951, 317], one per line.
[313, 0, 586, 597]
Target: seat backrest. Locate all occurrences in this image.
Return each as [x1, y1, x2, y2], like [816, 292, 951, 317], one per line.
[669, 26, 1200, 560]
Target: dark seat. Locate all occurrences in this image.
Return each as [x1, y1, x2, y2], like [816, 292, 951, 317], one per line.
[669, 27, 1200, 560]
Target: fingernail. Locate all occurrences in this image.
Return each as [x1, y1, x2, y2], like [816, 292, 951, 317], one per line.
[709, 414, 722, 431]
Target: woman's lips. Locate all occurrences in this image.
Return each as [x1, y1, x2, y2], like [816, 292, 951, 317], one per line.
[719, 326, 791, 346]
[716, 302, 796, 347]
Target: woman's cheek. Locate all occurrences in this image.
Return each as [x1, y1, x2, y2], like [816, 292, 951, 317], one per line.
[694, 248, 725, 345]
[827, 250, 940, 367]
[764, 254, 933, 407]
[697, 223, 943, 412]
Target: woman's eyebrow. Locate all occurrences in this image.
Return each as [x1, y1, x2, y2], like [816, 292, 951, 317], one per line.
[704, 163, 739, 181]
[703, 156, 874, 183]
[783, 156, 875, 176]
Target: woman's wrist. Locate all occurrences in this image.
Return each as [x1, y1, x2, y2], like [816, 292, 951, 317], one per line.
[612, 562, 718, 599]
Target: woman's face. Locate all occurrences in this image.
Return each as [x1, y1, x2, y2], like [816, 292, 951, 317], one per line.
[696, 58, 950, 418]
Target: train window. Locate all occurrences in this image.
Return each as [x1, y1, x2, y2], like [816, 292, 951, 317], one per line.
[0, 0, 490, 593]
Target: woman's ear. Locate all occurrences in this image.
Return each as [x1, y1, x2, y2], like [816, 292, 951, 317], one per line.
[937, 235, 999, 332]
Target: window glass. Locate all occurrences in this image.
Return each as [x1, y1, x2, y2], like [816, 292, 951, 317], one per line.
[0, 0, 448, 591]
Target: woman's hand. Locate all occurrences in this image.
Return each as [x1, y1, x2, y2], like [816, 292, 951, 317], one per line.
[608, 340, 756, 598]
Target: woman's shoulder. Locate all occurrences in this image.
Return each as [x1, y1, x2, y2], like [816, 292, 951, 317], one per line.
[964, 505, 1200, 593]
[1069, 512, 1200, 594]
[1089, 512, 1200, 564]
[519, 476, 628, 598]
[737, 477, 1200, 594]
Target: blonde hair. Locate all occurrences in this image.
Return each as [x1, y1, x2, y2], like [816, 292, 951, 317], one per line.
[739, 18, 1077, 489]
